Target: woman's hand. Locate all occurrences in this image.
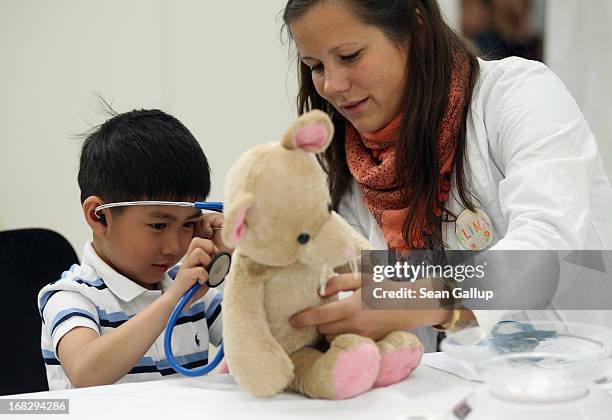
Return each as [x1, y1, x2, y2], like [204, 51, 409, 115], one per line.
[289, 273, 455, 342]
[288, 273, 403, 342]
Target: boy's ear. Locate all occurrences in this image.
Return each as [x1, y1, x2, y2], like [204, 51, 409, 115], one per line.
[221, 193, 255, 247]
[83, 196, 108, 235]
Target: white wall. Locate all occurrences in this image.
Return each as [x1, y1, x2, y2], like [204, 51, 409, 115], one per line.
[0, 0, 296, 255]
[545, 0, 612, 182]
[438, 0, 461, 31]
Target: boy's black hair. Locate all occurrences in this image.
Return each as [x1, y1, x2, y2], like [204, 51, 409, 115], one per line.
[78, 109, 211, 210]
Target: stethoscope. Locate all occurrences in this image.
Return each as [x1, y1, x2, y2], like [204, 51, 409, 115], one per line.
[94, 200, 229, 376]
[164, 250, 230, 376]
[94, 200, 224, 216]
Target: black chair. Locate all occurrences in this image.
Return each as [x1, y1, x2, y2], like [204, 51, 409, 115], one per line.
[0, 228, 79, 395]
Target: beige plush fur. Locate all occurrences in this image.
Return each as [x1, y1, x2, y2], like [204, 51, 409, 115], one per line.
[221, 110, 422, 399]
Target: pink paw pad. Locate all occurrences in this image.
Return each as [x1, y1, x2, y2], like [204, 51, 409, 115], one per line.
[217, 359, 229, 374]
[373, 346, 423, 388]
[294, 123, 328, 151]
[331, 343, 380, 399]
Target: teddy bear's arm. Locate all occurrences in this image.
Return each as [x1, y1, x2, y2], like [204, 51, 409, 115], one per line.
[223, 259, 295, 397]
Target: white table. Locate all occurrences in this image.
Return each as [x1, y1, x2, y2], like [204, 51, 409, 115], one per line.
[1, 354, 478, 420]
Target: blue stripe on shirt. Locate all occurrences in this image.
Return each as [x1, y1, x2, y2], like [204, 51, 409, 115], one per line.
[41, 349, 60, 365]
[41, 349, 56, 358]
[159, 351, 210, 369]
[59, 265, 78, 279]
[95, 302, 206, 328]
[38, 290, 60, 320]
[73, 277, 107, 290]
[174, 301, 206, 326]
[127, 351, 209, 376]
[180, 301, 205, 318]
[205, 293, 222, 319]
[96, 308, 131, 328]
[204, 293, 222, 330]
[206, 304, 222, 330]
[39, 278, 106, 320]
[50, 308, 99, 335]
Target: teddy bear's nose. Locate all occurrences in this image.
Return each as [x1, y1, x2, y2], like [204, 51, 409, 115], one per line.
[297, 233, 310, 244]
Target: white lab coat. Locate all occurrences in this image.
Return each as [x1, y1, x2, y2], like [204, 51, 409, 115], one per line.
[338, 57, 612, 351]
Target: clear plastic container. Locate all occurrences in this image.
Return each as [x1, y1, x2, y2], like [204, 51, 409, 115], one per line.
[441, 321, 612, 403]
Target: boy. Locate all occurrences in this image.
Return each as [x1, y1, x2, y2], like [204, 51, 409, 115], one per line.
[38, 109, 225, 389]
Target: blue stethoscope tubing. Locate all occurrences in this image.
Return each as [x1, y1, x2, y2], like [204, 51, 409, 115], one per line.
[195, 201, 223, 212]
[164, 200, 226, 376]
[164, 281, 225, 376]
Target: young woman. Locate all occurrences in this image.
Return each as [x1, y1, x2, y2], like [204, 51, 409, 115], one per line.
[283, 0, 612, 351]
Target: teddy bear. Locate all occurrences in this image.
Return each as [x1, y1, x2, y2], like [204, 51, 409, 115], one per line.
[220, 110, 423, 399]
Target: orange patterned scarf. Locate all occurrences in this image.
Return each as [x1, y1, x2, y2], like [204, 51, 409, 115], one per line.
[345, 53, 470, 250]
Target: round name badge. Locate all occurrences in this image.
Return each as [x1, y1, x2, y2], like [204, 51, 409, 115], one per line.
[455, 208, 494, 250]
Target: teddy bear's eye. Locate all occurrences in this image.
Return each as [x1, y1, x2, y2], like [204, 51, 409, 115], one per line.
[327, 203, 332, 213]
[297, 233, 310, 244]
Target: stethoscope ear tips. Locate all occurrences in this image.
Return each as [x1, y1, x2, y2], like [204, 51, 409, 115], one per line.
[93, 208, 107, 226]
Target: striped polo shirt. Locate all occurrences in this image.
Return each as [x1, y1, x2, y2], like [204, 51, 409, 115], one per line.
[37, 241, 222, 390]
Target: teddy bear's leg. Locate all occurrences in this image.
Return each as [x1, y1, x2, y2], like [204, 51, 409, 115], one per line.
[286, 347, 324, 394]
[287, 334, 380, 399]
[373, 331, 423, 387]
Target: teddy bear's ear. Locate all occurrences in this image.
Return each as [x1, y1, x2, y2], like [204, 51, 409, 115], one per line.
[281, 110, 334, 153]
[222, 193, 255, 247]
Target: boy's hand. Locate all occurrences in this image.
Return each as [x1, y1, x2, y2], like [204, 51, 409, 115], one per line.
[167, 237, 217, 308]
[194, 212, 234, 254]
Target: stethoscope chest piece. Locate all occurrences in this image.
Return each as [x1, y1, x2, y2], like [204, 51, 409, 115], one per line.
[206, 252, 231, 287]
[455, 208, 494, 250]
